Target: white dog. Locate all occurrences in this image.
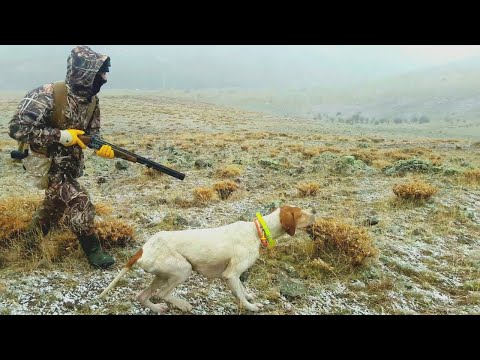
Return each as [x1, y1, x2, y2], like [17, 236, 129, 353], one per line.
[99, 205, 315, 313]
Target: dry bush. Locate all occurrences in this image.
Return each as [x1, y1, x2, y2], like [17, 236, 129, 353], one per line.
[0, 196, 42, 244]
[193, 187, 215, 203]
[462, 168, 480, 185]
[95, 203, 113, 216]
[297, 182, 320, 197]
[213, 180, 239, 200]
[306, 218, 377, 266]
[95, 219, 135, 249]
[392, 180, 438, 200]
[216, 165, 242, 178]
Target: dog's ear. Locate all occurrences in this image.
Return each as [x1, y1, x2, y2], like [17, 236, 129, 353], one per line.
[280, 206, 297, 236]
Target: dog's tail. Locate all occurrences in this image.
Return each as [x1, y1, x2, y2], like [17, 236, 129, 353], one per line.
[99, 248, 143, 299]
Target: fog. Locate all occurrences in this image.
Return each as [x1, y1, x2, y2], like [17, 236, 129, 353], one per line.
[2, 45, 480, 91]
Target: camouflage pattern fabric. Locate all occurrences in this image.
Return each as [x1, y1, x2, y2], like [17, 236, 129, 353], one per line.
[33, 172, 96, 236]
[8, 45, 108, 235]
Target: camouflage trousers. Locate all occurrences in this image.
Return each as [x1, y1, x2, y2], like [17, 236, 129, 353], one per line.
[31, 172, 96, 237]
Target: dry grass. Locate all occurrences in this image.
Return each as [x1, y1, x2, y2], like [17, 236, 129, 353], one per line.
[193, 187, 216, 203]
[41, 231, 78, 262]
[0, 196, 135, 266]
[269, 149, 281, 157]
[95, 203, 113, 216]
[371, 159, 393, 169]
[382, 150, 411, 161]
[296, 182, 320, 197]
[462, 168, 480, 185]
[428, 154, 443, 166]
[95, 219, 135, 249]
[172, 196, 194, 208]
[216, 165, 242, 178]
[302, 146, 342, 158]
[302, 147, 321, 158]
[142, 167, 165, 179]
[213, 180, 239, 200]
[306, 218, 378, 266]
[351, 149, 379, 166]
[0, 196, 42, 243]
[392, 180, 438, 201]
[429, 205, 471, 234]
[286, 143, 305, 153]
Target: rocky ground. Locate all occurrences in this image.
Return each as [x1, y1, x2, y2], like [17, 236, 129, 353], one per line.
[0, 92, 479, 315]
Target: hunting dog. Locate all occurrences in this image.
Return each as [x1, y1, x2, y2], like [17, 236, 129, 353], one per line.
[99, 205, 315, 313]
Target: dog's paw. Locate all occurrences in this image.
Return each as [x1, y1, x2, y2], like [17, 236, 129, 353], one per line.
[175, 299, 193, 312]
[150, 303, 168, 314]
[245, 302, 263, 312]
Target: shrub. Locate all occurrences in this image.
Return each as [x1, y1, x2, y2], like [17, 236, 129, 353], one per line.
[193, 187, 215, 203]
[306, 218, 377, 266]
[216, 165, 242, 178]
[392, 180, 438, 200]
[213, 180, 239, 200]
[297, 182, 320, 197]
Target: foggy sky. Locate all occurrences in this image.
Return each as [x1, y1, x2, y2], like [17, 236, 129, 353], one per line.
[1, 45, 479, 91]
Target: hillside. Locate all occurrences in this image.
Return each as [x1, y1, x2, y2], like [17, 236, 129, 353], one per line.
[0, 92, 479, 315]
[310, 57, 480, 123]
[130, 57, 480, 126]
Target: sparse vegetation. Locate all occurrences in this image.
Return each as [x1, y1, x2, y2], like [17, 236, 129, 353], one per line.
[0, 89, 479, 315]
[462, 168, 480, 185]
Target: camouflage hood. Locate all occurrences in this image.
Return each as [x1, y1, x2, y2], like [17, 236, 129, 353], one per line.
[66, 45, 110, 98]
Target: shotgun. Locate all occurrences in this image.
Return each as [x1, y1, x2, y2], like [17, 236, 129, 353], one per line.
[78, 135, 186, 181]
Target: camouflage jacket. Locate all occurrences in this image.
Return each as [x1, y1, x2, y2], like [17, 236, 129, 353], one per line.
[8, 46, 110, 179]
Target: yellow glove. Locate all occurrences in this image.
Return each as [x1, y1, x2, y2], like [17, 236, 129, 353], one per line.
[58, 129, 87, 149]
[96, 145, 114, 159]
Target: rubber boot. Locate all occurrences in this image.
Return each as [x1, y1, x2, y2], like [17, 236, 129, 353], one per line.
[77, 233, 115, 269]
